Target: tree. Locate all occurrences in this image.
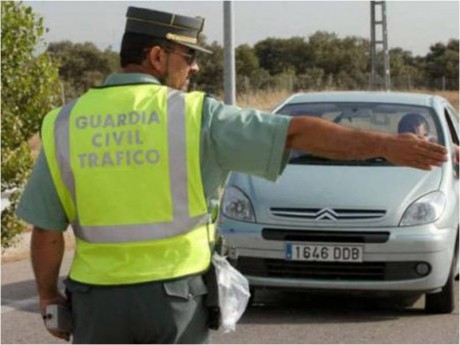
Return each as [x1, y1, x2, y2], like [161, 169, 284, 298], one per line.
[191, 41, 224, 95]
[1, 1, 60, 248]
[388, 48, 425, 90]
[47, 41, 119, 100]
[235, 44, 277, 93]
[307, 31, 369, 89]
[235, 44, 259, 78]
[295, 67, 326, 90]
[425, 39, 459, 89]
[254, 37, 310, 75]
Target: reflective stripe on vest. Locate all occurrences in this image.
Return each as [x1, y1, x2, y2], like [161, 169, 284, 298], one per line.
[52, 89, 208, 243]
[41, 84, 211, 284]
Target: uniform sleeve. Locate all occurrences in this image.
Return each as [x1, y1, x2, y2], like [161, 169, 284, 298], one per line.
[202, 96, 292, 182]
[16, 150, 69, 231]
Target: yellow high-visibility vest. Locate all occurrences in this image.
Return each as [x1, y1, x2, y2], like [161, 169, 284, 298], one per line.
[41, 83, 212, 285]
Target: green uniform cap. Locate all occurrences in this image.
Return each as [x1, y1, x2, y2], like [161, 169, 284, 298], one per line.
[125, 6, 212, 54]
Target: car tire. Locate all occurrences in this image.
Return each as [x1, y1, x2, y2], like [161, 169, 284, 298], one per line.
[425, 231, 458, 314]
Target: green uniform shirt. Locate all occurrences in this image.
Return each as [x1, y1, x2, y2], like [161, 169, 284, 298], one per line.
[16, 73, 292, 231]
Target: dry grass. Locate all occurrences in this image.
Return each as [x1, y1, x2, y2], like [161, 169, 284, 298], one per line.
[233, 89, 459, 113]
[432, 90, 459, 112]
[236, 89, 292, 111]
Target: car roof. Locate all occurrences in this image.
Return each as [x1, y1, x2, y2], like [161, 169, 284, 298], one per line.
[282, 91, 446, 108]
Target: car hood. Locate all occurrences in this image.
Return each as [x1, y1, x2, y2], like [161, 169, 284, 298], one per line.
[226, 165, 443, 227]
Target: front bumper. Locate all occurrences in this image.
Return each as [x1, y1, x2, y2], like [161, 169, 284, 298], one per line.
[217, 217, 457, 293]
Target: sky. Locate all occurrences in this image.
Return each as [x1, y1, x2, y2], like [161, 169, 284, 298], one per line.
[26, 1, 459, 56]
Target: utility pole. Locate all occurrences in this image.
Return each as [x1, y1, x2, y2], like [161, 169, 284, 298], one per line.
[370, 1, 391, 90]
[223, 0, 236, 105]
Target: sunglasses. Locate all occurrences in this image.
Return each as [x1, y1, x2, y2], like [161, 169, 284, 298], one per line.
[164, 47, 197, 65]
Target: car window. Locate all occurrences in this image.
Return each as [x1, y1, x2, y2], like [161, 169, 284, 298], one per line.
[277, 102, 443, 166]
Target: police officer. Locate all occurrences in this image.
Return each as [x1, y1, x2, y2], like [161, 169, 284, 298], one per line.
[17, 6, 447, 344]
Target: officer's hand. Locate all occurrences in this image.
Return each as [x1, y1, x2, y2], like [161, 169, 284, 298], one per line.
[384, 133, 447, 170]
[39, 293, 71, 342]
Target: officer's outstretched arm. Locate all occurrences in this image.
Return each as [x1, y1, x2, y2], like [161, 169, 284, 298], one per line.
[285, 116, 447, 171]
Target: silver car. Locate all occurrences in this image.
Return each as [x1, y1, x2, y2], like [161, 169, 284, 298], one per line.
[218, 92, 459, 313]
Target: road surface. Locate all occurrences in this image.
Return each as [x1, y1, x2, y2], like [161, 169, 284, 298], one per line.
[2, 252, 458, 344]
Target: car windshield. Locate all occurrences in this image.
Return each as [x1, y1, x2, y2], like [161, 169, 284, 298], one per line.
[277, 102, 442, 166]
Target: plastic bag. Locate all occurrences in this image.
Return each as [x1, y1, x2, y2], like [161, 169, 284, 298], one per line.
[212, 253, 250, 333]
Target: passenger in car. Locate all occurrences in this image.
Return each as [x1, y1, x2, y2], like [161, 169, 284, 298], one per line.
[398, 113, 459, 164]
[398, 113, 432, 140]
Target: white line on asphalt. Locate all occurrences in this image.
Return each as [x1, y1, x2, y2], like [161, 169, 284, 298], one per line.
[1, 296, 38, 314]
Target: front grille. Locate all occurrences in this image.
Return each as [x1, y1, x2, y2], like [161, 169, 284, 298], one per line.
[237, 257, 424, 281]
[270, 207, 386, 221]
[262, 229, 390, 243]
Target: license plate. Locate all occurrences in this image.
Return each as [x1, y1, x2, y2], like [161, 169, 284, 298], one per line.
[285, 243, 363, 262]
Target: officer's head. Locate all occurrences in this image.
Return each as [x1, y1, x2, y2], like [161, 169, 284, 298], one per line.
[120, 7, 212, 91]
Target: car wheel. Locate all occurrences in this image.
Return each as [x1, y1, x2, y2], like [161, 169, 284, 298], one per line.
[425, 231, 458, 314]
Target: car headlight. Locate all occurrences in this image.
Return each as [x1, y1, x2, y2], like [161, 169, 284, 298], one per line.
[221, 186, 256, 222]
[400, 191, 446, 226]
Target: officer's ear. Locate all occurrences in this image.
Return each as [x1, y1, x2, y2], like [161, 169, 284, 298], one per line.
[146, 45, 167, 73]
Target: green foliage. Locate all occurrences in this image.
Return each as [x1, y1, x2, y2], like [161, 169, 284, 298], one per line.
[308, 32, 370, 89]
[235, 44, 277, 93]
[47, 41, 120, 100]
[249, 32, 373, 91]
[235, 44, 259, 77]
[255, 37, 311, 75]
[1, 1, 60, 248]
[425, 39, 459, 89]
[1, 190, 23, 250]
[388, 48, 425, 90]
[295, 68, 325, 90]
[45, 29, 458, 99]
[190, 31, 456, 92]
[191, 41, 224, 95]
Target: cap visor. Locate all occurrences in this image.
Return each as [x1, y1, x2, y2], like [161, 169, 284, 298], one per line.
[179, 42, 213, 54]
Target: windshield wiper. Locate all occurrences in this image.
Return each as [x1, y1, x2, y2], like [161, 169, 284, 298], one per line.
[288, 155, 331, 164]
[288, 155, 390, 165]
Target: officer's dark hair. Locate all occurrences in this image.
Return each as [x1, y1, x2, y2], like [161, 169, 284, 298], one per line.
[120, 32, 174, 68]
